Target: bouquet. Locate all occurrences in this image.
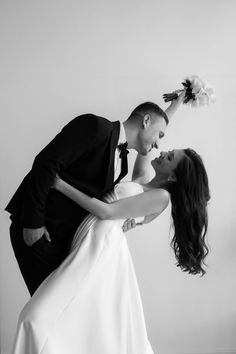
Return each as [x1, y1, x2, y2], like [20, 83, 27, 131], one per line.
[163, 75, 216, 107]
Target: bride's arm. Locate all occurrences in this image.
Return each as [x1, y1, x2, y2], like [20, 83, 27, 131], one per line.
[53, 177, 169, 220]
[132, 154, 154, 184]
[165, 91, 185, 122]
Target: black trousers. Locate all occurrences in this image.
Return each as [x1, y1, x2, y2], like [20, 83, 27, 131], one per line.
[9, 220, 71, 297]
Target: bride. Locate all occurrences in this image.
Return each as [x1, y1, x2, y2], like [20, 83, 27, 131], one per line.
[11, 140, 210, 354]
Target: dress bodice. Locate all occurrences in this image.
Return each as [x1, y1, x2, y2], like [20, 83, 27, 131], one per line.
[102, 181, 145, 223]
[102, 181, 143, 203]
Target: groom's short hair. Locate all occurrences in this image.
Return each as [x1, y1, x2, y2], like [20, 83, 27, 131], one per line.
[129, 102, 169, 125]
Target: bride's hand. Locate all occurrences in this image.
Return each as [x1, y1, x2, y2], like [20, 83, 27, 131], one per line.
[168, 90, 185, 108]
[51, 173, 61, 189]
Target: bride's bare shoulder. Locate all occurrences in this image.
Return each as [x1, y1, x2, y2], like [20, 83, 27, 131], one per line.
[125, 181, 170, 206]
[143, 185, 170, 207]
[140, 183, 169, 195]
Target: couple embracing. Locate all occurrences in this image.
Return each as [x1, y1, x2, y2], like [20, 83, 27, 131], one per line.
[6, 92, 210, 354]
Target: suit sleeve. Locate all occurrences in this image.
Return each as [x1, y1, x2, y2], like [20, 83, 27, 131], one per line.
[23, 115, 107, 228]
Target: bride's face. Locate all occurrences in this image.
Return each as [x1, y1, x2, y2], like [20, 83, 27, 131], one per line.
[151, 149, 185, 179]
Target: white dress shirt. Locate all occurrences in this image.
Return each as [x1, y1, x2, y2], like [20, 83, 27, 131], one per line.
[113, 122, 144, 224]
[114, 121, 127, 181]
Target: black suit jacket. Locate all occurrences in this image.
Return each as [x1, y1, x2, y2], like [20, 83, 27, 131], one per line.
[5, 114, 123, 241]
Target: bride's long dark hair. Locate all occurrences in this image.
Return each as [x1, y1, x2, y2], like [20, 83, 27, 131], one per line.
[168, 148, 210, 276]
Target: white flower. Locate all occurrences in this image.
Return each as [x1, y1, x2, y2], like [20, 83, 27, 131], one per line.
[197, 94, 209, 106]
[185, 75, 216, 107]
[205, 87, 216, 103]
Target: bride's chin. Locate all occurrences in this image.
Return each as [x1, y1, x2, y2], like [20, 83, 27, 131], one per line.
[151, 164, 158, 174]
[151, 159, 158, 168]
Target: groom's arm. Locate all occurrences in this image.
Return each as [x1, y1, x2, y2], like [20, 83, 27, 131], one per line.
[23, 115, 108, 229]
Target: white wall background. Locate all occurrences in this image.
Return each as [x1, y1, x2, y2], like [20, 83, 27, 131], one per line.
[1, 0, 236, 353]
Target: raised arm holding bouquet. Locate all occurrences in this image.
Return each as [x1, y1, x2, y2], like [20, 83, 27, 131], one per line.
[132, 74, 215, 210]
[163, 75, 216, 107]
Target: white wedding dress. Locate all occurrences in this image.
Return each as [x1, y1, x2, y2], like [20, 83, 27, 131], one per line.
[12, 181, 155, 354]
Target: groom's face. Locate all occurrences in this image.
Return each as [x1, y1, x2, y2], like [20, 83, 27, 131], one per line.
[137, 114, 167, 155]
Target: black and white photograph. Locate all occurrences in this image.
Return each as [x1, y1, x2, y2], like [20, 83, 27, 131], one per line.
[1, 0, 235, 353]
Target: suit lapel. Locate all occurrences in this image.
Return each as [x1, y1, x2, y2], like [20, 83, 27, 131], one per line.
[104, 120, 120, 190]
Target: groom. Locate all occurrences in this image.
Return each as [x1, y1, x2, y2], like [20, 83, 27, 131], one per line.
[5, 102, 168, 296]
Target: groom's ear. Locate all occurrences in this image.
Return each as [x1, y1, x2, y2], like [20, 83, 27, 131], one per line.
[142, 114, 151, 129]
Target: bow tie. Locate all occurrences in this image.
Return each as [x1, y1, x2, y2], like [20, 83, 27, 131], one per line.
[118, 142, 129, 158]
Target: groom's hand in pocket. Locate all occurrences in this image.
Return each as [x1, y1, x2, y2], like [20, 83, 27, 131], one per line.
[23, 226, 51, 246]
[122, 219, 136, 233]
